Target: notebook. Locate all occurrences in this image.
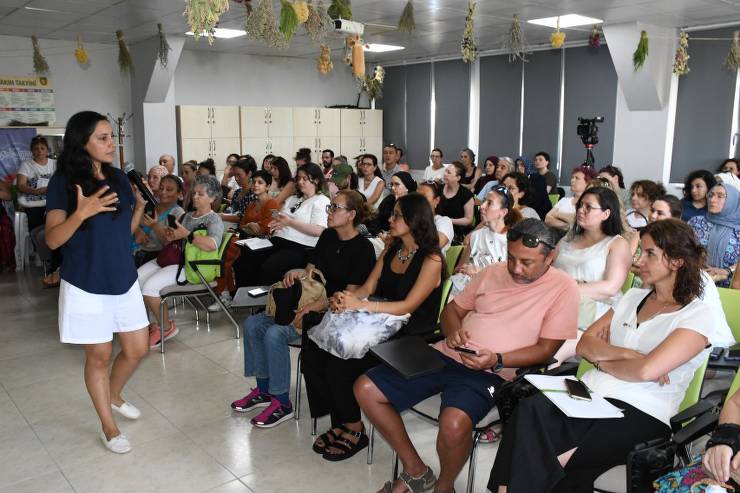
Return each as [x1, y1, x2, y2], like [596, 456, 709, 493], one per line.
[371, 336, 446, 379]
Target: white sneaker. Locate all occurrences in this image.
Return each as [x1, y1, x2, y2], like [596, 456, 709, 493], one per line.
[208, 293, 232, 312]
[100, 432, 132, 454]
[111, 401, 141, 420]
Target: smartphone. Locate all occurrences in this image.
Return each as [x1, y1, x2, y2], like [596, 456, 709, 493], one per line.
[454, 346, 478, 356]
[247, 287, 268, 298]
[271, 210, 280, 219]
[709, 347, 725, 361]
[167, 214, 177, 228]
[564, 379, 592, 401]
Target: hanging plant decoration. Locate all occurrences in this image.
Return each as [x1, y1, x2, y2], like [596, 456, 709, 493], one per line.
[279, 0, 300, 42]
[245, 0, 286, 48]
[672, 31, 690, 76]
[398, 1, 415, 34]
[725, 31, 740, 71]
[157, 23, 172, 69]
[184, 0, 230, 44]
[504, 14, 529, 63]
[293, 1, 309, 23]
[116, 30, 134, 75]
[74, 35, 89, 66]
[343, 34, 357, 65]
[31, 35, 49, 75]
[589, 25, 601, 49]
[327, 0, 351, 20]
[550, 17, 565, 48]
[317, 43, 333, 75]
[461, 1, 477, 63]
[351, 36, 365, 77]
[633, 30, 649, 71]
[304, 0, 333, 41]
[362, 65, 385, 101]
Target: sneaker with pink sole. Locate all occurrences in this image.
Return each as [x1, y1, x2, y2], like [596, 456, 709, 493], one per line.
[251, 397, 294, 428]
[231, 388, 271, 412]
[149, 321, 178, 349]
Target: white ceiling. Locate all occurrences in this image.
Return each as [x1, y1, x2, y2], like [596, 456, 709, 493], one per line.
[1, 0, 740, 64]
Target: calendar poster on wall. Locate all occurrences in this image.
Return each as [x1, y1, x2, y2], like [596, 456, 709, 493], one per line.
[0, 75, 55, 126]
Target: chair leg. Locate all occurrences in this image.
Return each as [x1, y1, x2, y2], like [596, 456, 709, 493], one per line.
[159, 297, 168, 354]
[367, 424, 375, 465]
[466, 432, 481, 493]
[185, 296, 199, 324]
[192, 268, 242, 339]
[192, 296, 210, 328]
[391, 449, 399, 481]
[311, 418, 317, 436]
[294, 350, 302, 421]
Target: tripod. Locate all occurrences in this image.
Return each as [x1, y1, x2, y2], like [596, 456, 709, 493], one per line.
[584, 144, 596, 168]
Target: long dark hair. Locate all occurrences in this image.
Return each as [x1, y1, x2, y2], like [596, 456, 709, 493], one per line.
[271, 156, 292, 188]
[56, 111, 119, 209]
[391, 193, 446, 278]
[682, 169, 716, 200]
[295, 163, 326, 198]
[640, 219, 704, 305]
[569, 187, 624, 239]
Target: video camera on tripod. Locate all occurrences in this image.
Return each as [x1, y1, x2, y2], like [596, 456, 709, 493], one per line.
[576, 116, 604, 167]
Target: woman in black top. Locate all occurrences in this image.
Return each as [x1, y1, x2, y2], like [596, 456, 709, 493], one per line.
[437, 161, 474, 242]
[366, 171, 416, 235]
[317, 194, 444, 460]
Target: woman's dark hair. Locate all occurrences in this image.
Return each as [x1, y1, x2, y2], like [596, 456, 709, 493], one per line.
[360, 153, 384, 179]
[682, 169, 717, 199]
[653, 194, 683, 219]
[227, 153, 240, 162]
[485, 186, 522, 228]
[630, 180, 666, 202]
[570, 187, 624, 239]
[449, 161, 465, 178]
[640, 219, 705, 305]
[461, 147, 476, 165]
[270, 156, 292, 188]
[572, 165, 597, 182]
[30, 135, 49, 151]
[252, 169, 273, 187]
[598, 165, 625, 189]
[502, 171, 531, 203]
[56, 111, 120, 209]
[431, 147, 444, 158]
[160, 174, 183, 193]
[198, 158, 216, 175]
[336, 190, 374, 226]
[233, 156, 257, 177]
[718, 158, 739, 173]
[391, 193, 446, 278]
[349, 171, 359, 190]
[535, 151, 550, 166]
[262, 154, 275, 167]
[418, 180, 443, 199]
[295, 163, 326, 198]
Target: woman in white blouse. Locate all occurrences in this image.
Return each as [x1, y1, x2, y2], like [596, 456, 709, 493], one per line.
[490, 218, 715, 493]
[545, 165, 596, 231]
[356, 154, 385, 208]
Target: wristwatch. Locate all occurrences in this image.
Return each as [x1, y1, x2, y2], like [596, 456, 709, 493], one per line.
[491, 353, 504, 373]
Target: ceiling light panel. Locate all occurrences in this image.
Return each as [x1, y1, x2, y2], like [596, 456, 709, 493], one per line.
[527, 14, 604, 28]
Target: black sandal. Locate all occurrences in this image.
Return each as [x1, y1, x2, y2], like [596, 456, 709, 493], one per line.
[322, 424, 369, 462]
[312, 428, 339, 454]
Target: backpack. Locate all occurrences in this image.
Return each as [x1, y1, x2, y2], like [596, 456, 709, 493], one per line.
[176, 228, 223, 285]
[0, 206, 16, 272]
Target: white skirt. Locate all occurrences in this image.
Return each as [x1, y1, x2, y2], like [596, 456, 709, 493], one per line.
[58, 280, 149, 344]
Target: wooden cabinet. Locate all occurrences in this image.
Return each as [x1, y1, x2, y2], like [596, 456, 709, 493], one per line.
[176, 105, 241, 167]
[340, 109, 383, 158]
[178, 106, 211, 139]
[241, 106, 294, 163]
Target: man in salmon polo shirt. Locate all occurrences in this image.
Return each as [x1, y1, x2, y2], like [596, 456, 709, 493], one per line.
[355, 218, 579, 493]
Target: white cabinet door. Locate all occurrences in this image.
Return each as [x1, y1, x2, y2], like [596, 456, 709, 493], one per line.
[293, 108, 318, 137]
[268, 107, 293, 137]
[178, 106, 211, 139]
[364, 136, 383, 160]
[210, 106, 240, 139]
[340, 109, 363, 137]
[363, 110, 383, 138]
[241, 137, 270, 161]
[341, 136, 363, 161]
[316, 108, 341, 137]
[240, 107, 269, 139]
[212, 138, 241, 174]
[317, 136, 341, 159]
[180, 138, 213, 163]
[269, 137, 294, 163]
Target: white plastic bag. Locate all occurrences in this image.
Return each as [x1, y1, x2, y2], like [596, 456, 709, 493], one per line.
[308, 310, 410, 359]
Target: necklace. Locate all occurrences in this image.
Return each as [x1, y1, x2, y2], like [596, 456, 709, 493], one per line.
[396, 247, 417, 263]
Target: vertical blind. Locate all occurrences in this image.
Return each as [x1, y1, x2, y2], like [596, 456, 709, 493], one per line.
[478, 55, 523, 160]
[433, 59, 470, 164]
[405, 63, 432, 170]
[377, 65, 406, 160]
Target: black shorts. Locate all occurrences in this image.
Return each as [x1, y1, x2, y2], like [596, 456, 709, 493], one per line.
[366, 352, 504, 425]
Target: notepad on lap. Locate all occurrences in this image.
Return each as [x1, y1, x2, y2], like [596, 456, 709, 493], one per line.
[524, 374, 624, 419]
[235, 237, 273, 250]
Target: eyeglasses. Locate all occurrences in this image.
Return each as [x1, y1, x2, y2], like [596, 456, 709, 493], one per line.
[390, 210, 404, 221]
[507, 229, 555, 249]
[708, 191, 727, 200]
[296, 175, 310, 182]
[326, 203, 349, 213]
[577, 203, 603, 213]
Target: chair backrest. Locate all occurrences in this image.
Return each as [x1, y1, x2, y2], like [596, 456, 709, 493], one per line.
[445, 245, 463, 274]
[549, 194, 560, 207]
[437, 279, 452, 323]
[718, 288, 740, 343]
[621, 272, 636, 294]
[729, 369, 740, 398]
[216, 232, 233, 274]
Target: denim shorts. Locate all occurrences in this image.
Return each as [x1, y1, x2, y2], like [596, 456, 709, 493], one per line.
[366, 352, 504, 425]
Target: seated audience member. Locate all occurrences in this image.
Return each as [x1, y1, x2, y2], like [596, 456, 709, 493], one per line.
[628, 179, 666, 228]
[516, 155, 533, 175]
[267, 156, 295, 206]
[137, 175, 224, 348]
[501, 172, 540, 220]
[689, 183, 740, 288]
[418, 181, 454, 254]
[533, 151, 557, 193]
[367, 171, 416, 235]
[681, 169, 716, 222]
[477, 156, 515, 201]
[180, 160, 198, 210]
[197, 158, 216, 176]
[133, 175, 185, 267]
[232, 191, 376, 429]
[146, 165, 168, 199]
[546, 165, 596, 231]
[261, 154, 275, 173]
[321, 148, 335, 179]
[525, 171, 555, 219]
[327, 161, 354, 198]
[210, 170, 279, 310]
[356, 218, 578, 493]
[718, 158, 739, 176]
[294, 148, 312, 169]
[458, 148, 481, 192]
[158, 154, 175, 174]
[552, 187, 632, 361]
[220, 153, 241, 195]
[489, 219, 717, 493]
[649, 194, 683, 223]
[598, 165, 631, 206]
[380, 144, 410, 189]
[423, 148, 447, 182]
[233, 163, 329, 287]
[16, 135, 56, 232]
[474, 156, 499, 195]
[357, 154, 385, 208]
[219, 157, 257, 225]
[437, 161, 475, 242]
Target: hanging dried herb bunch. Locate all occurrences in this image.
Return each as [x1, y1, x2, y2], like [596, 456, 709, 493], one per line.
[116, 30, 133, 75]
[304, 0, 333, 41]
[157, 23, 172, 69]
[461, 0, 477, 63]
[589, 25, 601, 49]
[74, 35, 89, 66]
[246, 0, 286, 48]
[363, 65, 385, 101]
[317, 43, 333, 75]
[504, 14, 529, 63]
[184, 0, 230, 44]
[279, 0, 299, 42]
[31, 35, 49, 75]
[398, 1, 415, 33]
[293, 1, 309, 23]
[327, 0, 351, 20]
[672, 31, 690, 76]
[725, 31, 740, 71]
[550, 17, 565, 48]
[633, 30, 649, 71]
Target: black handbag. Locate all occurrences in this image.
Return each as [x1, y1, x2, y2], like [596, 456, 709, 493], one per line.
[494, 378, 539, 429]
[627, 438, 676, 493]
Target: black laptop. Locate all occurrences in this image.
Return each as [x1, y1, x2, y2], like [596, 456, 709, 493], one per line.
[371, 336, 446, 379]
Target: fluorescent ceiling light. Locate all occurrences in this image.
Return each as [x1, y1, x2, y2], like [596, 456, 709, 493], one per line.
[185, 28, 246, 39]
[527, 14, 603, 28]
[364, 43, 405, 53]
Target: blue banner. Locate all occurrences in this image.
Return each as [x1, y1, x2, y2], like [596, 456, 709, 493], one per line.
[0, 127, 36, 181]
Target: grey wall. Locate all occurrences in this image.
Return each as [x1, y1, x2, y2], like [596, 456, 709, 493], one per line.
[479, 56, 522, 160]
[377, 65, 405, 156]
[405, 63, 432, 170]
[434, 59, 469, 164]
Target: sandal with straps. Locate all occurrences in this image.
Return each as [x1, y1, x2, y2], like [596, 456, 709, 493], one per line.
[380, 466, 437, 493]
[312, 428, 339, 454]
[321, 424, 369, 462]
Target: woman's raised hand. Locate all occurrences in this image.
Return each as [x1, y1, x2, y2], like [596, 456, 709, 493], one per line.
[75, 185, 118, 220]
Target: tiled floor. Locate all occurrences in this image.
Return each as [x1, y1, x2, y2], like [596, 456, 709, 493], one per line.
[0, 268, 500, 493]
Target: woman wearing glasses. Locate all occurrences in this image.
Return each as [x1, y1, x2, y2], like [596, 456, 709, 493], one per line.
[232, 190, 376, 429]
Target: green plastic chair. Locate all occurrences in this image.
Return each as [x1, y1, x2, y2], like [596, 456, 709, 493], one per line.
[718, 288, 740, 343]
[620, 272, 635, 294]
[437, 279, 452, 323]
[445, 245, 464, 274]
[549, 194, 560, 207]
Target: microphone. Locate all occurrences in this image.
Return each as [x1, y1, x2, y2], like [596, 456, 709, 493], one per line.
[124, 163, 158, 210]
